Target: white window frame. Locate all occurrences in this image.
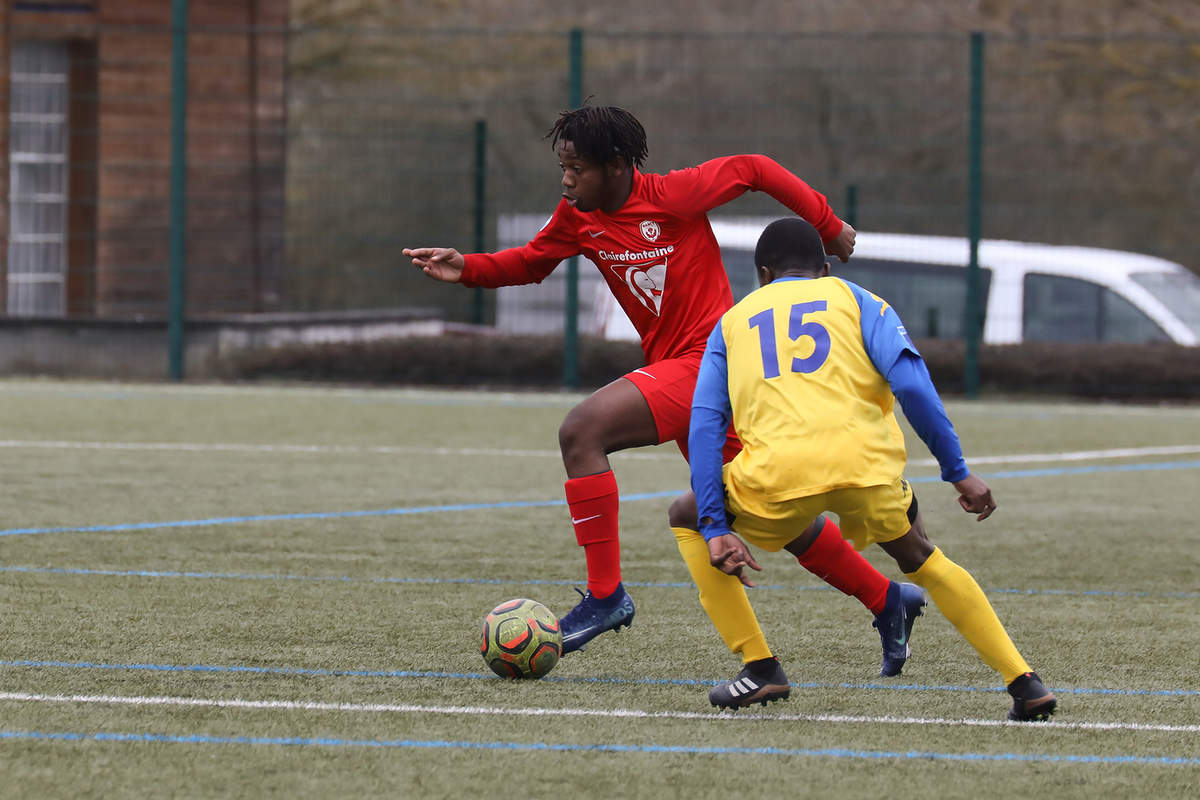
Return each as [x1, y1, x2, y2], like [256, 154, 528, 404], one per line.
[7, 40, 70, 317]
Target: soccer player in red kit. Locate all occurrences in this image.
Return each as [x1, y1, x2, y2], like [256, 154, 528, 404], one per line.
[404, 106, 925, 672]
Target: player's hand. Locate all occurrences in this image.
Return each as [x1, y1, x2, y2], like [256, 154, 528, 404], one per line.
[952, 473, 997, 521]
[707, 533, 763, 587]
[402, 247, 465, 283]
[826, 221, 856, 263]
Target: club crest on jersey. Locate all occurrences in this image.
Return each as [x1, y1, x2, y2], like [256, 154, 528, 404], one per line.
[612, 262, 667, 316]
[639, 220, 661, 242]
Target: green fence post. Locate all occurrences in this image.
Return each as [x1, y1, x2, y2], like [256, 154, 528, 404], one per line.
[167, 0, 189, 381]
[473, 118, 487, 325]
[563, 28, 583, 389]
[964, 31, 985, 398]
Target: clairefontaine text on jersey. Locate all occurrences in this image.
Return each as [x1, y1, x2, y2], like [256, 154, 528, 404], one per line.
[599, 245, 676, 262]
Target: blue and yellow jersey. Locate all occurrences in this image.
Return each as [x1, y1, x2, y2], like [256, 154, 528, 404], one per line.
[693, 276, 921, 514]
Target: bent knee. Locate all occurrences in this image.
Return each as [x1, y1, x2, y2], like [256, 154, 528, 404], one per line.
[668, 492, 699, 530]
[557, 407, 589, 453]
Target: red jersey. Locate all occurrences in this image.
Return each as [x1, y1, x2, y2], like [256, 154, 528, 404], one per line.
[460, 155, 843, 364]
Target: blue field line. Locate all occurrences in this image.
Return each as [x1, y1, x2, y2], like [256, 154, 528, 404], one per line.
[0, 729, 1196, 764]
[0, 491, 679, 538]
[2, 459, 1198, 540]
[0, 496, 622, 538]
[2, 659, 1196, 697]
[1, 564, 1195, 601]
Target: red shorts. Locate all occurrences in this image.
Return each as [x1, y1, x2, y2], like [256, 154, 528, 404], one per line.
[623, 356, 741, 463]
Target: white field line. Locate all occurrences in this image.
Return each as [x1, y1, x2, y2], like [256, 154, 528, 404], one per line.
[0, 439, 572, 459]
[0, 382, 588, 405]
[939, 444, 1200, 466]
[1, 440, 1199, 467]
[1, 691, 1195, 734]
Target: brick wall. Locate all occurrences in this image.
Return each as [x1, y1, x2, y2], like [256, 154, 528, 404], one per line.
[1, 0, 288, 317]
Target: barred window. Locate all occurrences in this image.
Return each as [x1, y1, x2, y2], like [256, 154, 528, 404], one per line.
[7, 40, 69, 317]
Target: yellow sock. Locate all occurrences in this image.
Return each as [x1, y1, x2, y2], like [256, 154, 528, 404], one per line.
[907, 547, 1031, 684]
[672, 526, 773, 663]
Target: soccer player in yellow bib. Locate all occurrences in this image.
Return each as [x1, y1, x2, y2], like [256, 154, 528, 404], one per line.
[679, 216, 1057, 721]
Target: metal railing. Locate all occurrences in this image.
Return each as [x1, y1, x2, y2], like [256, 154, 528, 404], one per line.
[0, 19, 1195, 384]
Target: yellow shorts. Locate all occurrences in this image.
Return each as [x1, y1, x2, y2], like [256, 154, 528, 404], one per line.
[724, 471, 914, 553]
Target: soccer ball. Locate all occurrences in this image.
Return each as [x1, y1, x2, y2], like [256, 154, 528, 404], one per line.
[479, 598, 562, 679]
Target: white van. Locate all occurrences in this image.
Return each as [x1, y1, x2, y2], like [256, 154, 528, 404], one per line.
[496, 214, 1200, 346]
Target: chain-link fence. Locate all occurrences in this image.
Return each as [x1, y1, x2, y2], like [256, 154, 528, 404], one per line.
[1, 17, 1197, 378]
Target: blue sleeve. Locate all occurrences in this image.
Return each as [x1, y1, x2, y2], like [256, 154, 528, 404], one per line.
[689, 322, 734, 540]
[846, 280, 921, 375]
[886, 352, 970, 483]
[845, 280, 968, 483]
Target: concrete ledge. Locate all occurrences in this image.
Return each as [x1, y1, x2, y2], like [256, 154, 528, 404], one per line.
[0, 308, 463, 380]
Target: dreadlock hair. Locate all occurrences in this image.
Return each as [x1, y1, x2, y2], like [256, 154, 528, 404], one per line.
[547, 105, 648, 169]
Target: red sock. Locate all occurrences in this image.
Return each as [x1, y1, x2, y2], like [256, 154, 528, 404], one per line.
[564, 470, 621, 598]
[796, 517, 890, 615]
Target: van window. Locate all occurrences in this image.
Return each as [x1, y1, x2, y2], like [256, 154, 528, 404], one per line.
[720, 251, 991, 340]
[1129, 271, 1200, 340]
[719, 247, 763, 302]
[1023, 273, 1169, 343]
[834, 257, 991, 340]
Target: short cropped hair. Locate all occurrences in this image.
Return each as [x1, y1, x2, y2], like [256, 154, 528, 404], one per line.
[754, 217, 827, 276]
[547, 105, 648, 168]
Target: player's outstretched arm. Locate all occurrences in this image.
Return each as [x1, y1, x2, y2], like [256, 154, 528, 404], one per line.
[826, 221, 856, 263]
[402, 247, 465, 283]
[953, 473, 997, 521]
